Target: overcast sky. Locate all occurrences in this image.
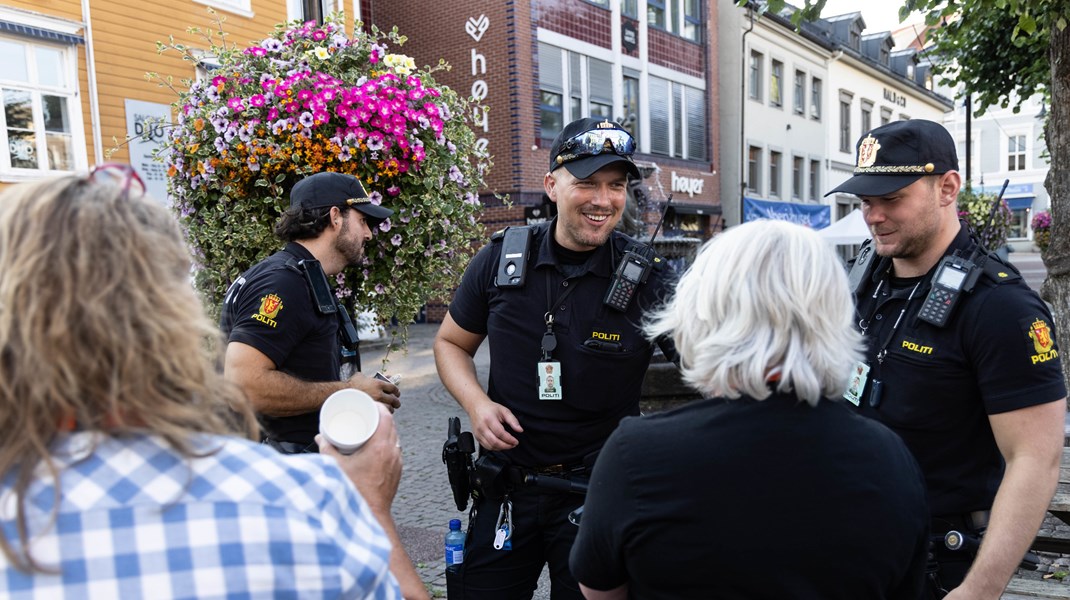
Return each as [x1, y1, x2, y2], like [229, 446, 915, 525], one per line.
[819, 1, 921, 33]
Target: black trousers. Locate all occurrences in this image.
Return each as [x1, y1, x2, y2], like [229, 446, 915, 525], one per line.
[449, 482, 586, 600]
[925, 513, 983, 598]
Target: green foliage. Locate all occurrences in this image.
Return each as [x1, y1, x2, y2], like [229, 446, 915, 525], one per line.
[158, 15, 491, 335]
[910, 2, 1051, 116]
[957, 185, 1012, 249]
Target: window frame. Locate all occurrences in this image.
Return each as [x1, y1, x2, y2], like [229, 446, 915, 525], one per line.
[810, 76, 822, 121]
[747, 145, 762, 193]
[769, 150, 782, 198]
[648, 0, 704, 42]
[792, 69, 806, 115]
[1007, 133, 1027, 172]
[0, 34, 86, 180]
[749, 50, 763, 102]
[195, 0, 254, 18]
[792, 155, 803, 200]
[769, 59, 783, 108]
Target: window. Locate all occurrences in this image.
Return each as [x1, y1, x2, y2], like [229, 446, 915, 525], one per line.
[649, 76, 706, 161]
[648, 0, 703, 42]
[810, 76, 822, 120]
[881, 106, 892, 126]
[622, 0, 639, 18]
[647, 0, 666, 29]
[1008, 134, 1027, 171]
[200, 0, 252, 16]
[622, 73, 640, 146]
[1009, 207, 1028, 238]
[539, 44, 621, 140]
[809, 159, 820, 200]
[838, 93, 853, 153]
[0, 36, 82, 176]
[769, 151, 782, 197]
[587, 58, 613, 119]
[860, 100, 873, 134]
[793, 70, 805, 115]
[770, 60, 783, 108]
[747, 146, 762, 193]
[749, 50, 763, 101]
[538, 44, 564, 139]
[682, 0, 703, 42]
[792, 155, 803, 199]
[300, 0, 328, 23]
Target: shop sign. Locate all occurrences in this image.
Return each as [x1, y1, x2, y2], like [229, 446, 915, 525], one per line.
[466, 14, 491, 153]
[671, 171, 704, 198]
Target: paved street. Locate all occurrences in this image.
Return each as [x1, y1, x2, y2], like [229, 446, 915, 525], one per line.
[1008, 248, 1048, 292]
[361, 325, 487, 599]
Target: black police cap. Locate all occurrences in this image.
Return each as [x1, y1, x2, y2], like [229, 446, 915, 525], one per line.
[826, 119, 959, 198]
[290, 172, 393, 225]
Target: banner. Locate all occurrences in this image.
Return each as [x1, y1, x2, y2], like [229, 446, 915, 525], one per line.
[743, 197, 831, 228]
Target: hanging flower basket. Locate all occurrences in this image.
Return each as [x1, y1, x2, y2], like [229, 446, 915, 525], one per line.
[160, 15, 491, 341]
[1032, 209, 1052, 252]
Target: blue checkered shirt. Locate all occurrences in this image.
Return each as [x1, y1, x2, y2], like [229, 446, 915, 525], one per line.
[0, 432, 402, 599]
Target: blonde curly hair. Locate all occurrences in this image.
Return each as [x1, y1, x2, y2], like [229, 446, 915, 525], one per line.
[0, 173, 257, 571]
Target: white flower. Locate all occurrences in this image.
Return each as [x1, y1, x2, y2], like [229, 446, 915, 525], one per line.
[383, 53, 416, 76]
[314, 47, 330, 61]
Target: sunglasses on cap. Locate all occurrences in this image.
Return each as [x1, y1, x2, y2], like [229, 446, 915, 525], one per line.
[557, 128, 636, 162]
[89, 163, 146, 200]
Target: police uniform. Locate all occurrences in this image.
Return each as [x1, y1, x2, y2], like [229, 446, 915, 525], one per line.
[221, 241, 341, 450]
[833, 119, 1068, 592]
[447, 219, 676, 598]
[852, 225, 1064, 581]
[220, 172, 392, 452]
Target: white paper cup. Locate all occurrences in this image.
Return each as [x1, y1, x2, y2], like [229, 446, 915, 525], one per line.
[319, 389, 380, 454]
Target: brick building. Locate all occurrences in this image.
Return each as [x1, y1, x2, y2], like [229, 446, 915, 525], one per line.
[365, 0, 722, 250]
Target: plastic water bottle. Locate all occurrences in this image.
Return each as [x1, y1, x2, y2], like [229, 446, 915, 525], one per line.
[445, 519, 465, 574]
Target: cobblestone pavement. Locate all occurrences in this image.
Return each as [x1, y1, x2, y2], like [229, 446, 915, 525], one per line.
[363, 324, 562, 599]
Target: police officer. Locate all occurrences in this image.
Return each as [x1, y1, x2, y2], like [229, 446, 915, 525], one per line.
[220, 171, 401, 453]
[828, 119, 1067, 599]
[433, 117, 677, 599]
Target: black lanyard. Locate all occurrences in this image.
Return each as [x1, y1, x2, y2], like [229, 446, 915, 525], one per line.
[859, 278, 923, 366]
[541, 270, 581, 361]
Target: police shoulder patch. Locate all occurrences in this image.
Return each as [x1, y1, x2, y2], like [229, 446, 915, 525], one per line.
[250, 293, 284, 328]
[1022, 316, 1059, 365]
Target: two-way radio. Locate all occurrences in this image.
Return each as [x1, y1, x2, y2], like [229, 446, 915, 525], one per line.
[603, 194, 672, 312]
[916, 179, 1008, 327]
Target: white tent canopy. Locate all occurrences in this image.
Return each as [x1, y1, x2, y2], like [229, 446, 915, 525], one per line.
[818, 208, 870, 245]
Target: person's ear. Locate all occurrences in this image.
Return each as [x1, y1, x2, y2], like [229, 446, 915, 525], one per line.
[544, 172, 558, 203]
[938, 171, 961, 207]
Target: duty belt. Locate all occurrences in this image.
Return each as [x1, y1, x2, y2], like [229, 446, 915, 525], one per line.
[932, 510, 991, 534]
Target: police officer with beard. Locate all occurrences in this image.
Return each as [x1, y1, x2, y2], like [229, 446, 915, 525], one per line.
[829, 120, 1066, 599]
[221, 172, 401, 453]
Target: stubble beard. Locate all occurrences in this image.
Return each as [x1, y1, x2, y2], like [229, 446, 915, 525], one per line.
[336, 217, 365, 267]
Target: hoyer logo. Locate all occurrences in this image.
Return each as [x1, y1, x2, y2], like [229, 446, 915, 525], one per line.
[671, 171, 705, 197]
[466, 15, 490, 154]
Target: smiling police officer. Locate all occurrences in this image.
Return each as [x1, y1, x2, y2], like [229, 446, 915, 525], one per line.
[829, 119, 1067, 599]
[433, 117, 677, 599]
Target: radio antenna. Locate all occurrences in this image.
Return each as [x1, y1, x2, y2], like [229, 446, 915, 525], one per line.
[648, 194, 673, 244]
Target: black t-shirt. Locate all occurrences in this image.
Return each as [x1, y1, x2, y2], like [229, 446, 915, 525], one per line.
[570, 394, 929, 600]
[220, 242, 341, 444]
[852, 224, 1066, 515]
[447, 220, 677, 467]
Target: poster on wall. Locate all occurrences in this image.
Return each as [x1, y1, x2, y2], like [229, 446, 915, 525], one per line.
[124, 100, 172, 206]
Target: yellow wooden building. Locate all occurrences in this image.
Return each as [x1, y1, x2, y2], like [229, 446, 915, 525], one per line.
[0, 0, 362, 196]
